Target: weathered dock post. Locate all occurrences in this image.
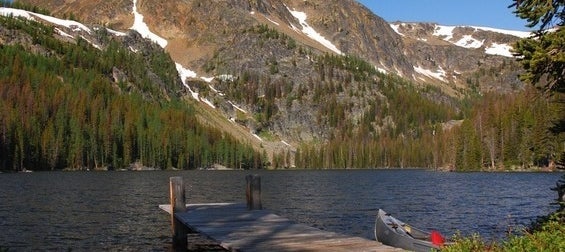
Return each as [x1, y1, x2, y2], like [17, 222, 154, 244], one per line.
[246, 174, 262, 210]
[169, 176, 187, 250]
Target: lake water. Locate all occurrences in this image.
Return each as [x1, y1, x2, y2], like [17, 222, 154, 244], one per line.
[0, 170, 561, 251]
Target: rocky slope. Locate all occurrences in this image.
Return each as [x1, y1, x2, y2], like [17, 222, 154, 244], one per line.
[391, 22, 529, 94]
[7, 0, 530, 165]
[17, 0, 527, 89]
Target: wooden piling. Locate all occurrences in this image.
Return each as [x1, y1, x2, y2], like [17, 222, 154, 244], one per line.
[246, 174, 262, 210]
[169, 176, 187, 250]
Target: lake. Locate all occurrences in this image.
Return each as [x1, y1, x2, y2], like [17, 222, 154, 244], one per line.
[0, 170, 561, 251]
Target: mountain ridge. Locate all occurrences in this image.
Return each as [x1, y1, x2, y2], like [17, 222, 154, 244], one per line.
[12, 1, 526, 87]
[2, 1, 533, 168]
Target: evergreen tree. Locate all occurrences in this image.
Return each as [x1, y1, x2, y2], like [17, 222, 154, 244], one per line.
[512, 0, 565, 168]
[0, 15, 265, 171]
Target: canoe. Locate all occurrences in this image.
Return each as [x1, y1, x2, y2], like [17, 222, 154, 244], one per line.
[375, 209, 445, 252]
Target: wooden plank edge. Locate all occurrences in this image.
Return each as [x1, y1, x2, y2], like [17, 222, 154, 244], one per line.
[159, 202, 240, 214]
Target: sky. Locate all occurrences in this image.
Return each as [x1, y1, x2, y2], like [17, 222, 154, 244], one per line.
[358, 0, 531, 31]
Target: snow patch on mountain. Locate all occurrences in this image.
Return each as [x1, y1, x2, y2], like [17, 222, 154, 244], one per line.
[55, 28, 73, 39]
[36, 14, 90, 33]
[36, 13, 91, 34]
[175, 63, 223, 107]
[175, 63, 199, 100]
[201, 76, 214, 82]
[131, 0, 167, 48]
[287, 7, 342, 55]
[485, 43, 514, 57]
[229, 101, 247, 114]
[432, 24, 529, 57]
[1, 7, 107, 50]
[265, 15, 280, 26]
[80, 35, 101, 49]
[106, 28, 127, 37]
[1, 7, 91, 34]
[389, 24, 405, 37]
[202, 98, 216, 109]
[435, 24, 531, 40]
[433, 25, 455, 40]
[0, 7, 30, 18]
[471, 26, 532, 38]
[454, 35, 484, 49]
[414, 66, 447, 82]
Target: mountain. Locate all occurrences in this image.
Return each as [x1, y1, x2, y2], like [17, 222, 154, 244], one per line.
[17, 0, 527, 89]
[2, 0, 540, 169]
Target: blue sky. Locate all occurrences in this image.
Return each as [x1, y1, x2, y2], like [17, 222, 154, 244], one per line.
[358, 0, 530, 31]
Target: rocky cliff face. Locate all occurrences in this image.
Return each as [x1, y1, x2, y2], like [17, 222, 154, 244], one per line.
[11, 0, 529, 154]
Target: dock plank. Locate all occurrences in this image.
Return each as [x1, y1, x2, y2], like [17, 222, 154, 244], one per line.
[160, 203, 402, 252]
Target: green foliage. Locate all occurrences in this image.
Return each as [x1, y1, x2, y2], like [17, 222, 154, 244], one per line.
[445, 213, 565, 252]
[247, 24, 298, 50]
[513, 28, 565, 95]
[511, 0, 564, 30]
[506, 217, 565, 251]
[444, 233, 495, 252]
[511, 0, 565, 169]
[295, 74, 563, 170]
[454, 120, 482, 171]
[448, 89, 563, 171]
[316, 53, 377, 82]
[0, 15, 264, 171]
[2, 1, 50, 15]
[296, 72, 458, 169]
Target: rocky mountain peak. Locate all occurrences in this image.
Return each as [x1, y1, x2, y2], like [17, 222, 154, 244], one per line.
[7, 0, 529, 161]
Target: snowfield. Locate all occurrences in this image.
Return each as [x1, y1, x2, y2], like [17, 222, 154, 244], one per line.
[131, 0, 167, 48]
[175, 63, 199, 100]
[434, 24, 531, 57]
[485, 43, 515, 57]
[389, 24, 405, 37]
[433, 25, 455, 40]
[287, 7, 342, 55]
[454, 35, 484, 49]
[1, 7, 91, 34]
[414, 65, 447, 82]
[389, 22, 532, 58]
[470, 26, 532, 38]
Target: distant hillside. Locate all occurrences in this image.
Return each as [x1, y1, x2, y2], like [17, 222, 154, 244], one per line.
[0, 12, 263, 171]
[3, 1, 561, 170]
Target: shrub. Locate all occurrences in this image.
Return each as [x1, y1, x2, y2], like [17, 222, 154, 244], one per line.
[445, 212, 565, 251]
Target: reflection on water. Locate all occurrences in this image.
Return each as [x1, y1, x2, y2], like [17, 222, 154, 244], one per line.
[0, 170, 560, 250]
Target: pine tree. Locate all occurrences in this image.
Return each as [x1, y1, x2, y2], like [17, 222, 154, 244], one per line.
[512, 0, 565, 168]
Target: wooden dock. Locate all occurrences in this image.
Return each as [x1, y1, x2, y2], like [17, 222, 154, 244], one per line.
[160, 176, 402, 251]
